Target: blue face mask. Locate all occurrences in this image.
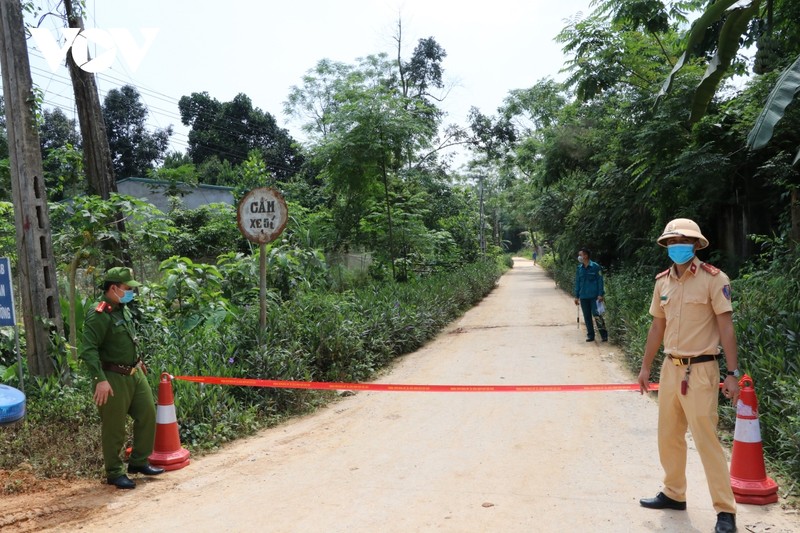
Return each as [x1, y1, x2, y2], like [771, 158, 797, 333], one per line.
[667, 243, 695, 264]
[118, 288, 135, 304]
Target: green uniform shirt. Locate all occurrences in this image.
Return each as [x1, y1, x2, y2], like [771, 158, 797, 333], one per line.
[79, 296, 139, 384]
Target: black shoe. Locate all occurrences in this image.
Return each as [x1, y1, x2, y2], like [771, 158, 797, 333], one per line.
[715, 512, 736, 533]
[601, 337, 608, 342]
[639, 492, 686, 510]
[585, 337, 595, 342]
[107, 475, 136, 489]
[128, 464, 165, 476]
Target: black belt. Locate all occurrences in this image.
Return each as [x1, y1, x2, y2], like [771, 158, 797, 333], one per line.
[102, 360, 144, 376]
[669, 354, 720, 366]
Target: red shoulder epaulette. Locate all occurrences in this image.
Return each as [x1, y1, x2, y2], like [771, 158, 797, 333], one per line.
[655, 269, 670, 280]
[700, 263, 720, 275]
[95, 301, 112, 313]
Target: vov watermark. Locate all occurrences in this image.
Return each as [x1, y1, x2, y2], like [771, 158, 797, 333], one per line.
[30, 27, 159, 73]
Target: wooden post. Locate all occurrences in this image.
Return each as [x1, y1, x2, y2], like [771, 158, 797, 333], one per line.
[0, 0, 64, 376]
[236, 188, 288, 336]
[259, 243, 267, 331]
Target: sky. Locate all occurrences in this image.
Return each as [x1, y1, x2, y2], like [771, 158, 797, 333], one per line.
[22, 0, 595, 168]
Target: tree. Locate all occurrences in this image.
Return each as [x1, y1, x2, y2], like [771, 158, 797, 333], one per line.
[465, 108, 518, 250]
[747, 56, 800, 165]
[501, 79, 568, 134]
[102, 85, 172, 178]
[746, 56, 800, 241]
[467, 107, 517, 164]
[39, 108, 82, 201]
[49, 194, 171, 359]
[308, 52, 442, 273]
[196, 155, 237, 187]
[498, 79, 569, 180]
[557, 2, 684, 103]
[398, 33, 447, 99]
[286, 28, 463, 166]
[149, 150, 197, 198]
[657, 0, 762, 123]
[178, 92, 303, 180]
[650, 0, 800, 240]
[39, 107, 81, 152]
[655, 0, 800, 126]
[287, 27, 493, 270]
[284, 59, 354, 140]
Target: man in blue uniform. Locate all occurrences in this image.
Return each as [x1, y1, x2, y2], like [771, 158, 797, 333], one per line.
[79, 267, 165, 489]
[574, 248, 608, 342]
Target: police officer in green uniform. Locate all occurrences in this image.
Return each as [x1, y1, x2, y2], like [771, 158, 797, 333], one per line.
[79, 267, 164, 489]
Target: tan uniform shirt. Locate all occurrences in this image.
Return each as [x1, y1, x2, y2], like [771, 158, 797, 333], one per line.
[649, 257, 733, 356]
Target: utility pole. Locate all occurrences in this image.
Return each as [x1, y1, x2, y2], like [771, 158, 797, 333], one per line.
[62, 0, 117, 199]
[0, 0, 64, 377]
[62, 0, 130, 266]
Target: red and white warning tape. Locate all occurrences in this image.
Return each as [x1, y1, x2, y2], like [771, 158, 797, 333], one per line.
[174, 375, 677, 393]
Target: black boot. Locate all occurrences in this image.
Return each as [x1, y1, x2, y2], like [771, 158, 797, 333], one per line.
[715, 512, 736, 533]
[107, 475, 136, 489]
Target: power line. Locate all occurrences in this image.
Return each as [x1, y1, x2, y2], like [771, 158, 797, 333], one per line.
[29, 49, 298, 162]
[21, 18, 304, 173]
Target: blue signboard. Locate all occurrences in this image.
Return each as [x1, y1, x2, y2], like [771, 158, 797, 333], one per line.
[0, 257, 15, 327]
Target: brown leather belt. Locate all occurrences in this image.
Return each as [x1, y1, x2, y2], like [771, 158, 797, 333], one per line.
[102, 360, 145, 376]
[670, 354, 720, 366]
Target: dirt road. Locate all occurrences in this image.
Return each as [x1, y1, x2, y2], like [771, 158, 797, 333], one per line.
[3, 258, 798, 532]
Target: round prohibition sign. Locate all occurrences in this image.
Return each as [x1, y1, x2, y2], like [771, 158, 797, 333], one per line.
[237, 187, 288, 244]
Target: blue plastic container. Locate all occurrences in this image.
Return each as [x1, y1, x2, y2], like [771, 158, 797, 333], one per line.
[0, 384, 26, 425]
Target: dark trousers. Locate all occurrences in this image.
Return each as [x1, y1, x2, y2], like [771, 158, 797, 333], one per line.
[580, 298, 607, 340]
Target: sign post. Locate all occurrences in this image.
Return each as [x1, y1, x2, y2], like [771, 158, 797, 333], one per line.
[0, 257, 22, 391]
[236, 188, 288, 330]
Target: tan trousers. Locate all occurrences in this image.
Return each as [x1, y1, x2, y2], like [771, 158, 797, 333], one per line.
[658, 358, 736, 514]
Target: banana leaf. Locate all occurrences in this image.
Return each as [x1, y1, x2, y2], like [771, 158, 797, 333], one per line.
[689, 1, 761, 124]
[657, 0, 743, 99]
[747, 54, 800, 166]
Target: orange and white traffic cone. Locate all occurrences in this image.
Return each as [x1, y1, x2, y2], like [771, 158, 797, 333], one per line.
[149, 372, 191, 471]
[729, 374, 778, 504]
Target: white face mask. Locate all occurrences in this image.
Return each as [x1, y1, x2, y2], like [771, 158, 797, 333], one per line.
[577, 255, 584, 263]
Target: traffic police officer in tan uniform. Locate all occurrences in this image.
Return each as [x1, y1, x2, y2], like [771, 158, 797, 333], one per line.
[79, 267, 164, 489]
[637, 219, 739, 533]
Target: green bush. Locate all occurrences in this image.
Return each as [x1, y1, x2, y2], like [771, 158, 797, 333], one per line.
[168, 203, 250, 261]
[0, 201, 15, 265]
[0, 254, 505, 481]
[732, 250, 800, 481]
[603, 272, 655, 376]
